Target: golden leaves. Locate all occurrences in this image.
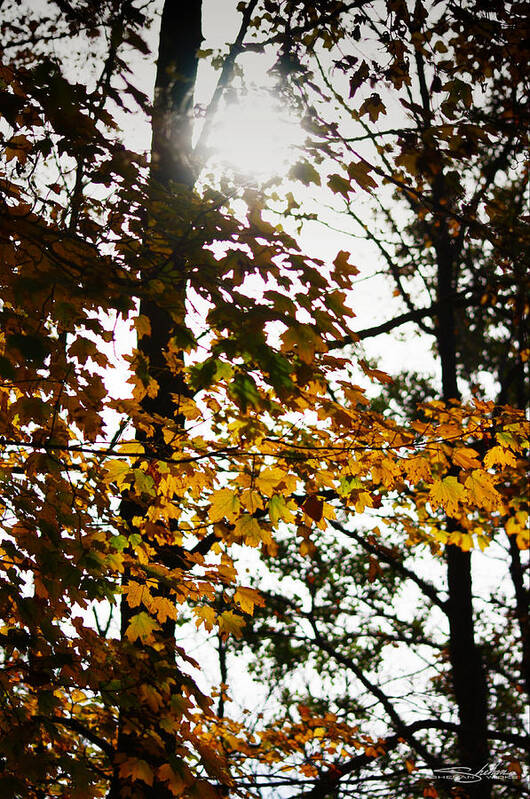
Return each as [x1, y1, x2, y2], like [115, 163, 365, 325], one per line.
[209, 488, 240, 523]
[233, 587, 264, 616]
[281, 324, 327, 364]
[268, 494, 297, 525]
[484, 445, 517, 469]
[125, 612, 159, 643]
[464, 470, 502, 512]
[429, 476, 467, 517]
[452, 447, 481, 470]
[194, 605, 216, 632]
[218, 610, 245, 638]
[254, 467, 286, 496]
[234, 514, 271, 547]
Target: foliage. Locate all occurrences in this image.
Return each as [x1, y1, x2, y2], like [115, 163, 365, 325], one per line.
[0, 2, 528, 798]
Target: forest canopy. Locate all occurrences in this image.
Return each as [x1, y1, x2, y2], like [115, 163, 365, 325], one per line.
[0, 1, 528, 798]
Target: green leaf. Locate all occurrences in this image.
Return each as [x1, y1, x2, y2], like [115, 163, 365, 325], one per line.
[289, 161, 321, 186]
[327, 173, 352, 199]
[228, 373, 261, 412]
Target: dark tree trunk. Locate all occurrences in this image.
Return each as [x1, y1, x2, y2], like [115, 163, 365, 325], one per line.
[435, 225, 491, 798]
[109, 3, 203, 797]
[507, 511, 530, 701]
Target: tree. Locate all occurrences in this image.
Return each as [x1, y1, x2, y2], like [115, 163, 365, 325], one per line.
[222, 1, 529, 797]
[0, 2, 527, 799]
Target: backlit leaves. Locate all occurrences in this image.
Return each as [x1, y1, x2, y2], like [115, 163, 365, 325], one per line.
[1, 2, 528, 797]
[429, 476, 467, 517]
[125, 612, 160, 643]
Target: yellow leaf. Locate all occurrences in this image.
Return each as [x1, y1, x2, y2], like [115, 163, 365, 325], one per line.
[209, 488, 240, 523]
[429, 476, 467, 516]
[464, 469, 502, 511]
[125, 581, 145, 609]
[194, 605, 216, 631]
[104, 459, 131, 488]
[125, 612, 159, 643]
[150, 595, 177, 624]
[448, 531, 474, 551]
[281, 325, 326, 365]
[404, 455, 432, 483]
[119, 758, 154, 786]
[452, 447, 481, 470]
[233, 586, 265, 616]
[235, 514, 271, 546]
[268, 494, 297, 525]
[118, 441, 145, 455]
[516, 531, 529, 550]
[218, 610, 245, 638]
[254, 467, 285, 496]
[240, 488, 264, 514]
[506, 511, 528, 539]
[483, 445, 516, 469]
[134, 314, 151, 339]
[355, 491, 373, 513]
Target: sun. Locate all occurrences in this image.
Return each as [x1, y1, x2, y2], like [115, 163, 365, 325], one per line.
[205, 91, 304, 181]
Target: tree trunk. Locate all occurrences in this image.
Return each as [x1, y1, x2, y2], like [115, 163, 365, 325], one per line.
[435, 227, 491, 799]
[109, 3, 202, 797]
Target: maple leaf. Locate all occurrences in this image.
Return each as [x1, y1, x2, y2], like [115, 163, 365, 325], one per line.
[464, 470, 502, 512]
[194, 605, 216, 631]
[240, 488, 264, 514]
[218, 610, 245, 638]
[119, 758, 154, 786]
[281, 325, 326, 365]
[5, 134, 32, 164]
[125, 612, 159, 643]
[483, 445, 516, 469]
[103, 459, 131, 488]
[429, 476, 467, 516]
[269, 494, 297, 525]
[452, 447, 481, 470]
[235, 514, 271, 546]
[125, 581, 144, 609]
[255, 467, 286, 496]
[140, 683, 163, 713]
[134, 314, 151, 339]
[209, 488, 240, 523]
[158, 762, 193, 796]
[150, 595, 177, 624]
[448, 531, 474, 551]
[327, 173, 352, 199]
[404, 455, 432, 483]
[302, 495, 324, 522]
[332, 250, 360, 286]
[347, 160, 378, 192]
[289, 161, 321, 186]
[233, 586, 265, 616]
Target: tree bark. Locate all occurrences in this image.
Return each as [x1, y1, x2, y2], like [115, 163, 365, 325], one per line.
[109, 3, 203, 797]
[435, 220, 491, 798]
